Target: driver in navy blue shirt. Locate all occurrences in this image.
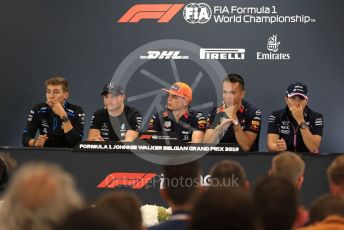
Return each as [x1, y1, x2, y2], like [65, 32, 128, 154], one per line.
[204, 74, 262, 151]
[267, 82, 324, 153]
[22, 76, 85, 148]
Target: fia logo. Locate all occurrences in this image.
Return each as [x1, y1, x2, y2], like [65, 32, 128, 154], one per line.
[267, 34, 280, 52]
[183, 3, 212, 24]
[42, 119, 49, 127]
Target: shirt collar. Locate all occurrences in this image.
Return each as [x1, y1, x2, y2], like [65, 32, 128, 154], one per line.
[166, 109, 189, 120]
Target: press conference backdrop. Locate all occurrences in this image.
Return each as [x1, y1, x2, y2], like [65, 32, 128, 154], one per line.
[0, 0, 343, 153]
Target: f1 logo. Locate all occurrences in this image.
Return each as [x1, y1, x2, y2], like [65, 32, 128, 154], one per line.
[118, 4, 185, 23]
[97, 172, 156, 189]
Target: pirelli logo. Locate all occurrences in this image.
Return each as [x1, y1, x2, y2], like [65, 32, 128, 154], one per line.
[118, 4, 185, 23]
[97, 172, 156, 189]
[200, 48, 245, 60]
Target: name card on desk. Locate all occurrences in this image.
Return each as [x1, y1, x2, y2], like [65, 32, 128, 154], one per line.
[73, 141, 242, 155]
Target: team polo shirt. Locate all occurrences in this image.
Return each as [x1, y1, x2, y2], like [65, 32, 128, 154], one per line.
[207, 100, 262, 151]
[22, 102, 85, 148]
[90, 105, 142, 141]
[268, 106, 323, 152]
[148, 109, 206, 142]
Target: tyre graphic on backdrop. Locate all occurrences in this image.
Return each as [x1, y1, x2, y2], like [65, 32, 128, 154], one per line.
[110, 39, 227, 165]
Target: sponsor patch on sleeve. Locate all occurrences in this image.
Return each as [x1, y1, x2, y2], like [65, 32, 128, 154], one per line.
[314, 117, 323, 126]
[268, 115, 276, 123]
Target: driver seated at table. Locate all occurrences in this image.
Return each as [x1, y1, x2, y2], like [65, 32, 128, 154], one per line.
[87, 82, 142, 142]
[22, 76, 85, 148]
[203, 74, 261, 151]
[147, 82, 206, 143]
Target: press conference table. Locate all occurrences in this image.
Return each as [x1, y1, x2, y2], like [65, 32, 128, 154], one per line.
[0, 142, 339, 207]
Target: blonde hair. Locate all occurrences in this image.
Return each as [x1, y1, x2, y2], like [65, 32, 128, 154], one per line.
[327, 155, 344, 188]
[271, 151, 305, 184]
[0, 162, 83, 230]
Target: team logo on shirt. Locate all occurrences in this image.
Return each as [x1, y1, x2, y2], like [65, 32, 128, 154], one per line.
[182, 130, 191, 141]
[42, 119, 49, 127]
[164, 121, 172, 129]
[120, 123, 127, 137]
[281, 121, 290, 130]
[280, 121, 291, 134]
[101, 123, 109, 132]
[282, 121, 289, 125]
[280, 129, 290, 135]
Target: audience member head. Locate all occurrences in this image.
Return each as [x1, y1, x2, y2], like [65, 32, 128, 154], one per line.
[161, 161, 201, 211]
[253, 176, 298, 230]
[95, 191, 142, 230]
[0, 152, 17, 190]
[0, 162, 83, 230]
[209, 160, 249, 189]
[190, 187, 257, 230]
[270, 151, 305, 190]
[327, 155, 344, 198]
[57, 207, 129, 230]
[308, 194, 344, 224]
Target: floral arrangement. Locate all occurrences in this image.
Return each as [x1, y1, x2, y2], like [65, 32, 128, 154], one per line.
[141, 204, 172, 227]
